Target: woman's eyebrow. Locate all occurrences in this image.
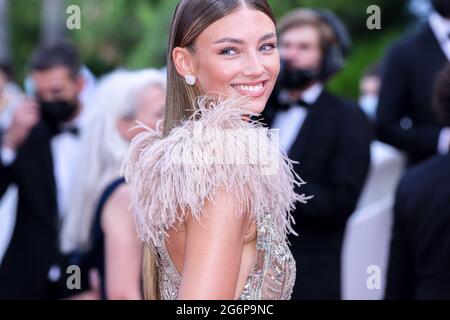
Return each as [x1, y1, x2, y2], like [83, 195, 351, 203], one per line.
[259, 32, 276, 42]
[213, 32, 276, 44]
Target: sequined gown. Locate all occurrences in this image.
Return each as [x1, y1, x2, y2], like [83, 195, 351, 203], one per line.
[122, 96, 310, 300]
[157, 211, 297, 300]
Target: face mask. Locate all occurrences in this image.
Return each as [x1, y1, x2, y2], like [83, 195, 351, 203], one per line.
[359, 94, 378, 120]
[277, 59, 320, 91]
[432, 0, 450, 18]
[39, 100, 78, 125]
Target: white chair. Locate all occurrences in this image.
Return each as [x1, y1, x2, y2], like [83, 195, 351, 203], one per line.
[342, 196, 394, 299]
[341, 141, 405, 299]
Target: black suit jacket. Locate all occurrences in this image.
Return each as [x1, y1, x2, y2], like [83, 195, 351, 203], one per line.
[384, 154, 450, 300]
[263, 88, 372, 299]
[376, 23, 447, 166]
[0, 121, 61, 299]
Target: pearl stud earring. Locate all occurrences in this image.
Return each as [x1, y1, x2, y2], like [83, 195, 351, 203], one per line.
[184, 74, 196, 86]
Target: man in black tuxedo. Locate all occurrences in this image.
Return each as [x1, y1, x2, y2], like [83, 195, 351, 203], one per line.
[0, 40, 85, 299]
[262, 9, 372, 299]
[384, 63, 450, 299]
[376, 0, 450, 166]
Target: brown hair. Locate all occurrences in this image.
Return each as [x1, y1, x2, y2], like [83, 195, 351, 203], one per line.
[433, 63, 450, 126]
[144, 0, 276, 300]
[277, 8, 337, 53]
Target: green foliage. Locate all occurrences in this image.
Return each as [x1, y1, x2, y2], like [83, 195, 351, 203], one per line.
[328, 27, 406, 98]
[9, 0, 41, 82]
[269, 0, 411, 34]
[8, 0, 414, 98]
[67, 0, 179, 75]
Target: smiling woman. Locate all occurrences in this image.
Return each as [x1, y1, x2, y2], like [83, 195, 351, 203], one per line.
[121, 0, 310, 300]
[171, 8, 279, 113]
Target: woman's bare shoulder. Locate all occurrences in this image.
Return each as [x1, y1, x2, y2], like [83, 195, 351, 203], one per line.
[122, 96, 309, 248]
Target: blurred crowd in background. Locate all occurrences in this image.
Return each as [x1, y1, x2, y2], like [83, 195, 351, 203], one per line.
[0, 0, 449, 300]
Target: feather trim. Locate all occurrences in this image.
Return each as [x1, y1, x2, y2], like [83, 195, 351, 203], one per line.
[121, 95, 312, 248]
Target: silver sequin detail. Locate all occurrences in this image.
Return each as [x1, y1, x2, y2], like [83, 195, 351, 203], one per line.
[156, 212, 296, 300]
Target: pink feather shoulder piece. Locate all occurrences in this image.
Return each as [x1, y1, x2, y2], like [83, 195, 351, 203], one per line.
[121, 95, 311, 248]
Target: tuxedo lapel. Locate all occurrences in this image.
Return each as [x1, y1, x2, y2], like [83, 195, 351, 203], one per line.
[40, 128, 58, 219]
[287, 91, 327, 160]
[17, 121, 59, 226]
[423, 23, 447, 64]
[416, 24, 448, 124]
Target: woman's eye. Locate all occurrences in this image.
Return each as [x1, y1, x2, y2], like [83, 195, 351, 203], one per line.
[260, 43, 277, 52]
[220, 47, 238, 56]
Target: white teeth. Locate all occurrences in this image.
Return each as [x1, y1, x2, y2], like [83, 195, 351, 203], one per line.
[233, 82, 264, 92]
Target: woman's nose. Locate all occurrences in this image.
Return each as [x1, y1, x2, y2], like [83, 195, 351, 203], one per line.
[242, 52, 265, 77]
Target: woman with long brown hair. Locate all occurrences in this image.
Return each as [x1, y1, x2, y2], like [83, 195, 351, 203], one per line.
[122, 0, 310, 300]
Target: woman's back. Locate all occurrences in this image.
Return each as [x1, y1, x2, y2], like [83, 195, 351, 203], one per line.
[158, 210, 296, 300]
[162, 215, 257, 299]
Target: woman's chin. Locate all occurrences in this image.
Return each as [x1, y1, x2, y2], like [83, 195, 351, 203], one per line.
[248, 103, 265, 115]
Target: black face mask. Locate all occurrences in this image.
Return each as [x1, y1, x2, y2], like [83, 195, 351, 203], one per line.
[277, 59, 320, 91]
[432, 0, 450, 18]
[39, 100, 78, 125]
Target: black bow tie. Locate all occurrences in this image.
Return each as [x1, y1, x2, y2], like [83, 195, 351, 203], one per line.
[276, 97, 312, 112]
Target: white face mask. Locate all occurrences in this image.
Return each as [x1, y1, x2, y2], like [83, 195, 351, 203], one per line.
[359, 94, 379, 120]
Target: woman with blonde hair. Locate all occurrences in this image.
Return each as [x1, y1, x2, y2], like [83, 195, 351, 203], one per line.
[122, 0, 310, 300]
[61, 69, 166, 299]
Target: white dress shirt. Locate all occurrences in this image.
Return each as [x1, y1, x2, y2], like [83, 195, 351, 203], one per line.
[51, 120, 82, 217]
[429, 11, 450, 154]
[271, 83, 324, 153]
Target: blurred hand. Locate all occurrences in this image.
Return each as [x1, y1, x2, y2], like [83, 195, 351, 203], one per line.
[3, 99, 40, 150]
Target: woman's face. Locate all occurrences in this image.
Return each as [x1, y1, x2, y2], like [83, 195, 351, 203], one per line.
[174, 7, 280, 114]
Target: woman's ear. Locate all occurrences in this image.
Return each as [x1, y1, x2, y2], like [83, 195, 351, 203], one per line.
[172, 47, 196, 78]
